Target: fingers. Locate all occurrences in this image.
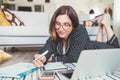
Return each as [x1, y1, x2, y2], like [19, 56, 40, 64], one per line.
[33, 54, 46, 67]
[34, 59, 44, 67]
[34, 54, 40, 59]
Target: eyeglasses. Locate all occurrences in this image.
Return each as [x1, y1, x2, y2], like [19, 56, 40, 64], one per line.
[55, 22, 72, 30]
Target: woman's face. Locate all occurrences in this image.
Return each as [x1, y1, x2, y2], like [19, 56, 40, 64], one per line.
[55, 14, 73, 40]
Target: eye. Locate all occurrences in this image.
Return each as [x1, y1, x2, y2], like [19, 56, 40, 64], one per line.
[55, 22, 61, 26]
[64, 23, 71, 27]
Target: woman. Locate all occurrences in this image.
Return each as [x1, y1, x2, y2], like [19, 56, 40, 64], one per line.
[34, 5, 119, 67]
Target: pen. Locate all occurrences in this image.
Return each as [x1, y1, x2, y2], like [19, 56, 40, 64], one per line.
[55, 71, 61, 80]
[32, 50, 49, 62]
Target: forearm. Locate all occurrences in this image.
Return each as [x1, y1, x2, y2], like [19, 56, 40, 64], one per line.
[101, 14, 114, 41]
[104, 24, 114, 41]
[96, 25, 103, 42]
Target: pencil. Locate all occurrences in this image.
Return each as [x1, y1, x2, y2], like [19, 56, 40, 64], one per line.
[32, 50, 49, 62]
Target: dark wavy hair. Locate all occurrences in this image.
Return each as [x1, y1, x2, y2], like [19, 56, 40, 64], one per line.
[49, 5, 79, 41]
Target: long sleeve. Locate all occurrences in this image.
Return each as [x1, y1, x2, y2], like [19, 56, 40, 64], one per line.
[86, 34, 120, 49]
[39, 37, 56, 62]
[107, 34, 120, 48]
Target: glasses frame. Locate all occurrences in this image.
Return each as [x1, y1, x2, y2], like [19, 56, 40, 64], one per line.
[55, 21, 72, 30]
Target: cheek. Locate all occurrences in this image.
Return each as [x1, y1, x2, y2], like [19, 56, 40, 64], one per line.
[66, 30, 72, 35]
[64, 29, 72, 37]
[56, 28, 73, 37]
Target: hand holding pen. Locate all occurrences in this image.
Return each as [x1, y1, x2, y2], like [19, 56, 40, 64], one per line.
[33, 50, 49, 67]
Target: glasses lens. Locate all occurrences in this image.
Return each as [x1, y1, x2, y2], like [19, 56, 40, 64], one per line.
[63, 23, 71, 30]
[55, 22, 61, 29]
[55, 22, 71, 30]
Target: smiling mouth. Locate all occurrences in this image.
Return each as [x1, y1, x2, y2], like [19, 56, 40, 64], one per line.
[58, 31, 64, 35]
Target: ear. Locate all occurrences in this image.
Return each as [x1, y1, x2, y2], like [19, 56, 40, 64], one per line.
[0, 50, 12, 62]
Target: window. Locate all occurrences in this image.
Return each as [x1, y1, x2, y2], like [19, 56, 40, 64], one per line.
[28, 0, 33, 2]
[34, 5, 44, 12]
[18, 6, 32, 12]
[9, 4, 15, 10]
[45, 0, 50, 3]
[9, 0, 15, 1]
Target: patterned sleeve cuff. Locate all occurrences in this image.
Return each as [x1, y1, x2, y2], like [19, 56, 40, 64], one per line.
[107, 34, 117, 45]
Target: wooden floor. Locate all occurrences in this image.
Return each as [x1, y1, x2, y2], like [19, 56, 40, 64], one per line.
[0, 47, 42, 67]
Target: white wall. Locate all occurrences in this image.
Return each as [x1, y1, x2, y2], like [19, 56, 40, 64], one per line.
[51, 0, 89, 14]
[8, 0, 113, 14]
[44, 3, 56, 15]
[51, 0, 113, 14]
[113, 0, 120, 44]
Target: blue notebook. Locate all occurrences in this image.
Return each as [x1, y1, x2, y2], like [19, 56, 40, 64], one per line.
[0, 62, 38, 78]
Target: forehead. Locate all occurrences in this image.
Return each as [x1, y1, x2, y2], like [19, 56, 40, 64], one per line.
[56, 14, 71, 23]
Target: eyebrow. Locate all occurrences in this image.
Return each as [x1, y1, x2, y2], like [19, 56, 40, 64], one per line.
[55, 21, 71, 24]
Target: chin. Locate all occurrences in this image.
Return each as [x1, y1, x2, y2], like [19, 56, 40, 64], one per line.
[59, 35, 65, 38]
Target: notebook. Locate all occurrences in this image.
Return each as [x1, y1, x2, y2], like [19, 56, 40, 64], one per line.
[0, 62, 38, 78]
[44, 62, 67, 71]
[71, 48, 120, 80]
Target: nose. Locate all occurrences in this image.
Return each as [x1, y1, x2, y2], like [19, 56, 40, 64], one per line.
[58, 25, 64, 31]
[57, 25, 63, 31]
